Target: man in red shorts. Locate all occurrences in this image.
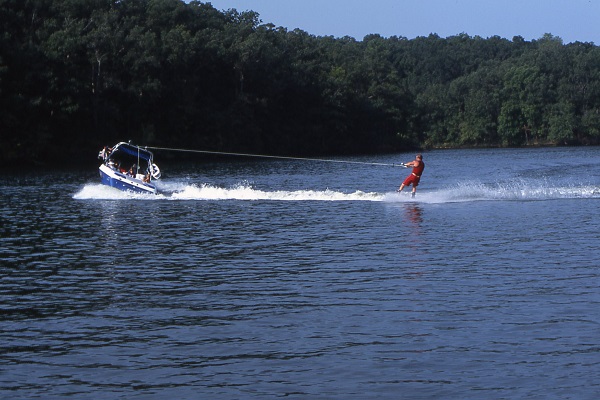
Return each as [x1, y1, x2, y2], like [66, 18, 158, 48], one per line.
[397, 154, 425, 197]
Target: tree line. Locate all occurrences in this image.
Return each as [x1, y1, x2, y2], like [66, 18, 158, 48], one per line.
[2, 0, 600, 166]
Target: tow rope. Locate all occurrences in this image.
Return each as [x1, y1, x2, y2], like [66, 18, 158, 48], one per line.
[144, 146, 407, 168]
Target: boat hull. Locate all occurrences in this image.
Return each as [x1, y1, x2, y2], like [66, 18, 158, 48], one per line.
[99, 164, 157, 194]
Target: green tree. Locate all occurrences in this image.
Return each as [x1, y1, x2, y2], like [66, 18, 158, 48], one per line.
[498, 64, 547, 145]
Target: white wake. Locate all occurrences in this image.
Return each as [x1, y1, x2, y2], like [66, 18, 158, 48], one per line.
[73, 181, 600, 203]
[73, 183, 385, 201]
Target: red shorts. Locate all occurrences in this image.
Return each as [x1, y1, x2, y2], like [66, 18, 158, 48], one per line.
[402, 173, 421, 187]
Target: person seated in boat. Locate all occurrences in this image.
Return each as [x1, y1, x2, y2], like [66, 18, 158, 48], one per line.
[128, 164, 137, 177]
[143, 174, 151, 183]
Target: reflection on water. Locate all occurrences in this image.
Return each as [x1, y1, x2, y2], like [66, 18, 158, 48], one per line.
[404, 203, 423, 225]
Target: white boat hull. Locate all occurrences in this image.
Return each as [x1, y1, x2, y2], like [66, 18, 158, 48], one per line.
[99, 164, 157, 194]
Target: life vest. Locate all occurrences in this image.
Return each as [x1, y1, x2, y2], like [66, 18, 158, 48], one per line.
[412, 161, 425, 177]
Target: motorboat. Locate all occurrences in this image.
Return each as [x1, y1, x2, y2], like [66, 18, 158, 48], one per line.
[98, 142, 161, 194]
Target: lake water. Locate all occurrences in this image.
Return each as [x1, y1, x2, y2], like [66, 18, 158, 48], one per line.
[2, 147, 600, 399]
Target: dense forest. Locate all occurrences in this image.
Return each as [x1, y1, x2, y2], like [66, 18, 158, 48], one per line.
[2, 0, 600, 166]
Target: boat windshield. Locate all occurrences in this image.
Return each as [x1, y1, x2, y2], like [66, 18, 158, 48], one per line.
[106, 143, 153, 176]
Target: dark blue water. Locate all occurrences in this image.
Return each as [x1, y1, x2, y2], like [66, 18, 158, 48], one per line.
[2, 147, 600, 399]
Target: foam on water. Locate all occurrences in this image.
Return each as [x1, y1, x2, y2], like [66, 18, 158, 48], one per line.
[73, 182, 384, 201]
[389, 181, 600, 204]
[73, 180, 600, 203]
[72, 184, 167, 200]
[169, 183, 383, 201]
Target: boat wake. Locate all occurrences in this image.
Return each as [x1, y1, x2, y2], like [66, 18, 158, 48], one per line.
[73, 183, 383, 201]
[420, 181, 600, 203]
[74, 180, 600, 203]
[73, 184, 161, 200]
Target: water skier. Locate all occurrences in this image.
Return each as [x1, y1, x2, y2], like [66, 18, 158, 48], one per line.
[397, 153, 425, 197]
